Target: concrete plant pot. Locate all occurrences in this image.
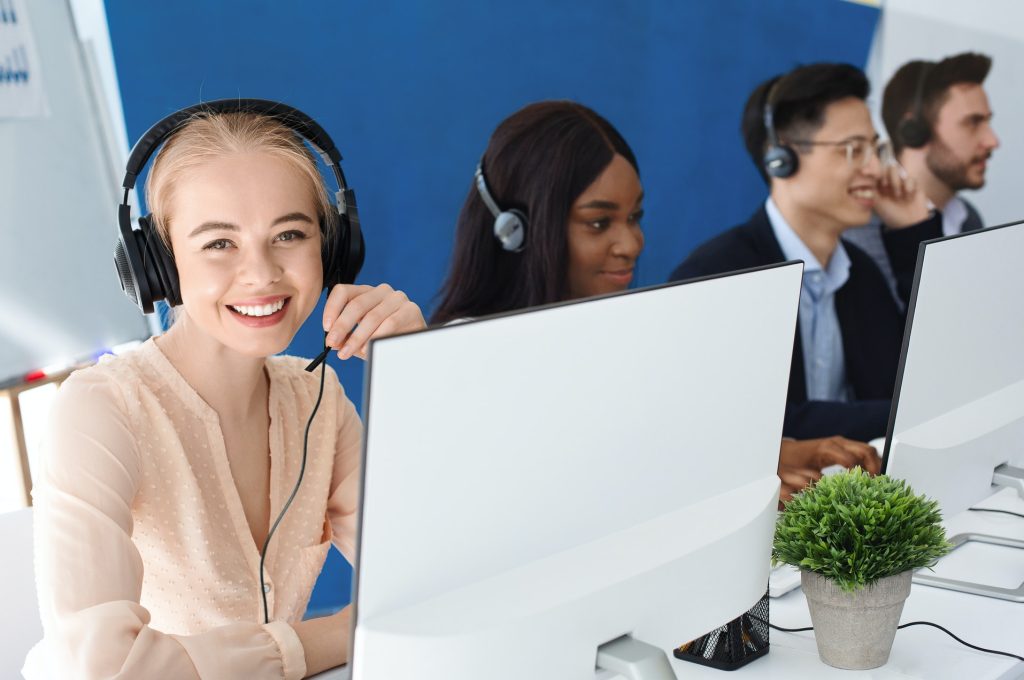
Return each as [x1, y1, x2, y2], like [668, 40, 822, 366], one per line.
[801, 570, 913, 670]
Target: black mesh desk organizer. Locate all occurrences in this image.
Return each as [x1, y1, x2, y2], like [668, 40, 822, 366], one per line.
[674, 591, 770, 670]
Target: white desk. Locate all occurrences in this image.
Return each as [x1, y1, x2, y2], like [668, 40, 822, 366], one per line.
[669, 488, 1024, 680]
[314, 489, 1024, 680]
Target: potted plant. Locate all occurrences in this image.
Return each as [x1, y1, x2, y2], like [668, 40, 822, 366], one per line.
[772, 468, 952, 670]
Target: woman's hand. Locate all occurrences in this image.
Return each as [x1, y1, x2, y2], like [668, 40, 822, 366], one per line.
[322, 284, 426, 360]
[294, 606, 351, 677]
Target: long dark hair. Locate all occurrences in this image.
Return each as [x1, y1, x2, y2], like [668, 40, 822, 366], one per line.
[431, 101, 638, 324]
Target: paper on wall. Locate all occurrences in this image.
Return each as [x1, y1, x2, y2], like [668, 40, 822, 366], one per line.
[0, 0, 49, 119]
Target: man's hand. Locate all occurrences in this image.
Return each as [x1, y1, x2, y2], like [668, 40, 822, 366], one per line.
[777, 436, 880, 506]
[780, 436, 881, 474]
[778, 465, 822, 505]
[874, 163, 931, 229]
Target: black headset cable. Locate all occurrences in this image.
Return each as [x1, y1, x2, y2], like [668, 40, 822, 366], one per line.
[259, 334, 329, 624]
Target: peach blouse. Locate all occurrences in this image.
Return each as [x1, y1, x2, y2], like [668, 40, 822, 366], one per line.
[24, 339, 362, 679]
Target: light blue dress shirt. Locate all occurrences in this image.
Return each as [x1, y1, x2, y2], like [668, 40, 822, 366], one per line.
[765, 198, 852, 402]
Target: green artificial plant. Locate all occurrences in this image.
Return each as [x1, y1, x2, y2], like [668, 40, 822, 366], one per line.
[773, 467, 953, 592]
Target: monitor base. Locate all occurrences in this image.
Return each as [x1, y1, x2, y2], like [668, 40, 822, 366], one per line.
[993, 463, 1024, 499]
[596, 635, 677, 680]
[913, 532, 1024, 602]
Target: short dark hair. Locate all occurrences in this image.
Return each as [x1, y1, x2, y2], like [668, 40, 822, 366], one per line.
[882, 52, 992, 155]
[741, 63, 870, 184]
[431, 101, 638, 325]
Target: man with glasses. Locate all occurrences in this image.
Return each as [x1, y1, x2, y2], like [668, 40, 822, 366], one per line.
[845, 52, 998, 304]
[669, 63, 939, 443]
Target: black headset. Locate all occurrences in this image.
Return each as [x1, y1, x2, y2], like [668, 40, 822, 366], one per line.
[114, 98, 365, 314]
[762, 77, 799, 179]
[474, 160, 526, 252]
[898, 62, 934, 150]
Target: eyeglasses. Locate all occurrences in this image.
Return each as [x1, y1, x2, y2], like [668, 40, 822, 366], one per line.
[787, 137, 894, 169]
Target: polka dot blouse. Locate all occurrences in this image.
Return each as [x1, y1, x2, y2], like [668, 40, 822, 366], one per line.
[25, 339, 361, 679]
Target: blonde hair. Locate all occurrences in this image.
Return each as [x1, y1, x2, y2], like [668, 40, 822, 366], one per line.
[144, 111, 335, 246]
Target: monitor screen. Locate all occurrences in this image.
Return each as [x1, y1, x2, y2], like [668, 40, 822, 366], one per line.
[883, 220, 1024, 516]
[351, 262, 802, 680]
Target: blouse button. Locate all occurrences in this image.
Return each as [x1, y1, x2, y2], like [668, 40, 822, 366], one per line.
[263, 582, 273, 594]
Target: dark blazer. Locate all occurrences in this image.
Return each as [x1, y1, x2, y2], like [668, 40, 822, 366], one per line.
[962, 197, 984, 233]
[669, 206, 942, 441]
[843, 197, 983, 308]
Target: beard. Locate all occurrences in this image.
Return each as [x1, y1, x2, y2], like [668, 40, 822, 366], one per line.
[925, 137, 989, 191]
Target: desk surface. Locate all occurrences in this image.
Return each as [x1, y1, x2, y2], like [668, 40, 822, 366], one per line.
[671, 488, 1024, 680]
[315, 489, 1024, 680]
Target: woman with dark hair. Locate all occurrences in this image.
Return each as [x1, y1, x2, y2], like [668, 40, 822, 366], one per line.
[432, 100, 643, 324]
[433, 100, 879, 502]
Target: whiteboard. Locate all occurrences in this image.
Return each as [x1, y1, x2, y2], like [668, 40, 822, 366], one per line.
[0, 0, 148, 387]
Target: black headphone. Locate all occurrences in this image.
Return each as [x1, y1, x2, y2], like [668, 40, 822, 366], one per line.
[114, 98, 365, 314]
[762, 77, 798, 179]
[898, 62, 934, 149]
[474, 161, 526, 252]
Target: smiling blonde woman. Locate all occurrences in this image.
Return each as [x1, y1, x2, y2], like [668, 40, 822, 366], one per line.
[26, 104, 425, 680]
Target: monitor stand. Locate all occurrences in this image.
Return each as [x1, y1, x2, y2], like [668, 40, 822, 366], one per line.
[993, 463, 1024, 498]
[912, 465, 1024, 602]
[912, 532, 1024, 602]
[596, 636, 677, 680]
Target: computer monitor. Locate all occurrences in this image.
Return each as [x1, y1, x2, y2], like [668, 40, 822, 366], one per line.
[882, 220, 1024, 517]
[346, 262, 802, 680]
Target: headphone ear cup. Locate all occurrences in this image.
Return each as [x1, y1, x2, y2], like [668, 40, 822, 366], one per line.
[114, 232, 146, 311]
[321, 216, 342, 290]
[494, 209, 527, 252]
[763, 144, 798, 179]
[112, 210, 179, 314]
[321, 213, 365, 290]
[114, 205, 154, 312]
[140, 215, 181, 307]
[899, 118, 931, 149]
[345, 221, 365, 284]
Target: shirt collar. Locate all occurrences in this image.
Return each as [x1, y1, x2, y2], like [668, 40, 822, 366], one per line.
[765, 197, 850, 292]
[942, 195, 968, 237]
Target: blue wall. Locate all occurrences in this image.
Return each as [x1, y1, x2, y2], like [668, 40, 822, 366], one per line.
[105, 0, 878, 615]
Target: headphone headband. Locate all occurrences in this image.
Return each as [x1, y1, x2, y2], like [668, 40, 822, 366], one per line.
[762, 77, 784, 148]
[762, 76, 798, 179]
[122, 98, 350, 196]
[908, 62, 933, 122]
[474, 162, 504, 218]
[898, 62, 935, 149]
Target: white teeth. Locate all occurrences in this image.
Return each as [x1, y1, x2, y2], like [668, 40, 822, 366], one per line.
[230, 299, 286, 317]
[851, 188, 876, 199]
